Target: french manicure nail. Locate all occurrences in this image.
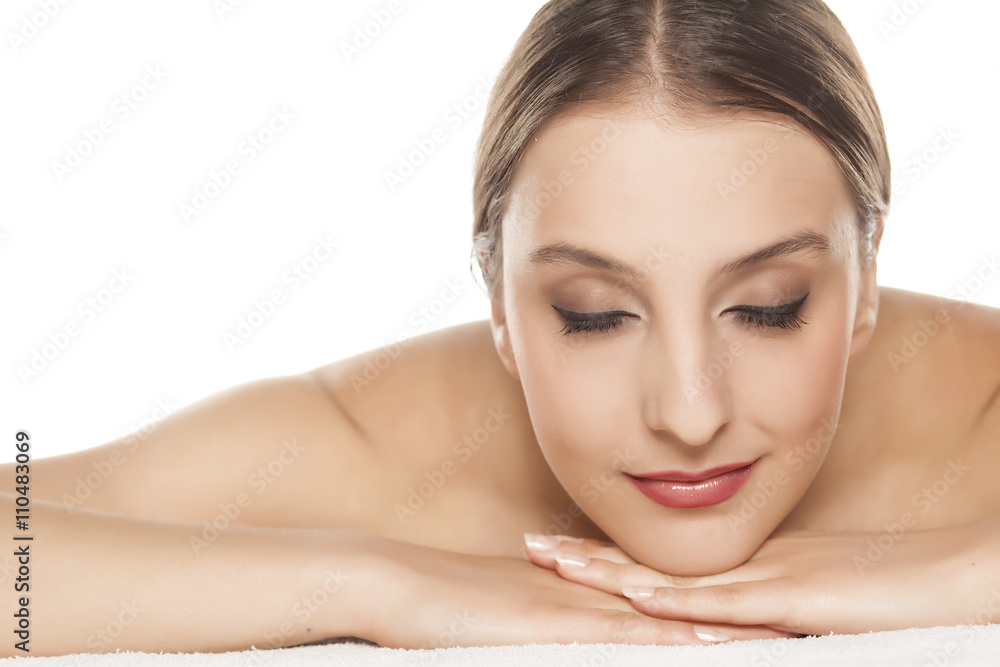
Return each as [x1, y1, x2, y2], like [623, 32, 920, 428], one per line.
[621, 586, 655, 600]
[524, 533, 559, 550]
[694, 625, 732, 643]
[554, 552, 590, 567]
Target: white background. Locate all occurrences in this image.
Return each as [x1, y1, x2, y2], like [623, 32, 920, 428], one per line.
[2, 0, 997, 462]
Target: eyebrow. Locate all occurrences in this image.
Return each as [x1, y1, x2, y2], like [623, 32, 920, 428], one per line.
[714, 230, 832, 278]
[527, 230, 832, 281]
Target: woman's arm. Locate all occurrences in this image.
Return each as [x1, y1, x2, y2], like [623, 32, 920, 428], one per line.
[2, 372, 368, 527]
[0, 492, 378, 657]
[1, 493, 795, 657]
[1, 338, 795, 653]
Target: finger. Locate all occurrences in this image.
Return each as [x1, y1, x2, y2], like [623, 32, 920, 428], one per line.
[524, 543, 638, 574]
[546, 549, 675, 595]
[526, 549, 735, 591]
[523, 532, 637, 565]
[559, 611, 797, 645]
[705, 624, 801, 641]
[549, 534, 619, 548]
[522, 542, 577, 571]
[547, 609, 736, 647]
[624, 580, 792, 629]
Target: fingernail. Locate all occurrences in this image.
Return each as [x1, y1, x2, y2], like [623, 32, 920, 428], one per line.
[524, 533, 560, 550]
[621, 586, 655, 600]
[554, 552, 590, 567]
[553, 534, 585, 543]
[694, 625, 732, 643]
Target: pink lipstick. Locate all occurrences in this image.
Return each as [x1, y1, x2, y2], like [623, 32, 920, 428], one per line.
[626, 459, 758, 509]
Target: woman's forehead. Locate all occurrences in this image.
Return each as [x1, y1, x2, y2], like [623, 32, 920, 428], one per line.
[505, 107, 854, 241]
[500, 108, 858, 275]
[516, 107, 838, 190]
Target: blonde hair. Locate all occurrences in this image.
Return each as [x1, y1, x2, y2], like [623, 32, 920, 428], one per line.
[471, 0, 890, 301]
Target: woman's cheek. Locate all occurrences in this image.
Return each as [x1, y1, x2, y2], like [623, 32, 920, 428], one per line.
[737, 298, 853, 484]
[521, 335, 630, 486]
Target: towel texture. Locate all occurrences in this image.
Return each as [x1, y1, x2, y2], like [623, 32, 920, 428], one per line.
[3, 625, 999, 666]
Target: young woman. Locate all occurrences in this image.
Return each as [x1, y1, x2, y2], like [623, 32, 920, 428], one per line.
[4, 0, 998, 656]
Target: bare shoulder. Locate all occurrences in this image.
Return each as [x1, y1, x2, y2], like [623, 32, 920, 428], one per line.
[9, 321, 527, 540]
[13, 373, 370, 526]
[876, 284, 1000, 345]
[799, 286, 1000, 529]
[306, 320, 551, 548]
[863, 286, 1000, 514]
[872, 286, 1000, 427]
[306, 319, 526, 470]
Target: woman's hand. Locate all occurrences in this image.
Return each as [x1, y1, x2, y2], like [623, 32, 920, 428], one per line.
[523, 519, 1000, 636]
[357, 534, 796, 648]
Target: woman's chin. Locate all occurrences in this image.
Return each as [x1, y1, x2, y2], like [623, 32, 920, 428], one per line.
[619, 526, 766, 576]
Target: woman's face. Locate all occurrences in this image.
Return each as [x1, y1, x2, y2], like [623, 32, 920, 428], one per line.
[489, 105, 879, 575]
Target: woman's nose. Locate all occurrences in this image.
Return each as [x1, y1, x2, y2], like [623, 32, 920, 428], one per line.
[642, 327, 736, 448]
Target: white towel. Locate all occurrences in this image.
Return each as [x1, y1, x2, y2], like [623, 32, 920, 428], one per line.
[5, 625, 999, 666]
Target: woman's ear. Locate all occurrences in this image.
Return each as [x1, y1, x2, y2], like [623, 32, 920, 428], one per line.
[849, 219, 884, 359]
[490, 298, 521, 381]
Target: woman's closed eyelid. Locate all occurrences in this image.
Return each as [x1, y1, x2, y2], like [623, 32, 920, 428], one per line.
[551, 305, 635, 318]
[551, 292, 810, 336]
[552, 293, 809, 318]
[551, 305, 638, 336]
[725, 292, 810, 311]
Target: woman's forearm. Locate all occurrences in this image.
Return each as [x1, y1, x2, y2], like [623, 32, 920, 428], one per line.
[0, 493, 376, 657]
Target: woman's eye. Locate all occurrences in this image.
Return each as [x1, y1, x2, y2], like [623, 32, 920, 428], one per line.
[551, 292, 810, 337]
[725, 292, 810, 332]
[551, 305, 634, 336]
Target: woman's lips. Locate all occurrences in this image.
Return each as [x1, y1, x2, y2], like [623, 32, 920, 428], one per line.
[626, 459, 758, 509]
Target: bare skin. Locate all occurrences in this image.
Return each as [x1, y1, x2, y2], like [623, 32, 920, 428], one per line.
[3, 284, 998, 655]
[32, 283, 997, 546]
[6, 106, 999, 652]
[775, 287, 1000, 534]
[304, 284, 1000, 549]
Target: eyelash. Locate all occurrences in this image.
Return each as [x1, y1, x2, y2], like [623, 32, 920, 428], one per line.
[552, 307, 635, 336]
[552, 293, 809, 336]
